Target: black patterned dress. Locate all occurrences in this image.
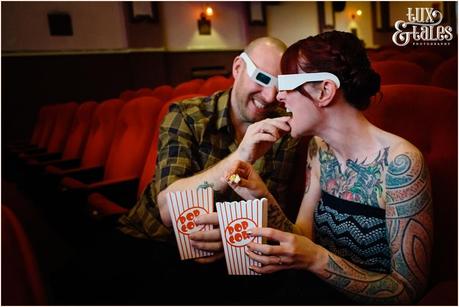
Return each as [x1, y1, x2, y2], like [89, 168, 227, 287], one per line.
[313, 191, 391, 273]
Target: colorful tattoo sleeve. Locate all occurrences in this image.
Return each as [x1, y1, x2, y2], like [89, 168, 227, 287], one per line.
[320, 151, 433, 304]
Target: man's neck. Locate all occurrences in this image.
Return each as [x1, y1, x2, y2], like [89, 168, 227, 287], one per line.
[229, 96, 250, 144]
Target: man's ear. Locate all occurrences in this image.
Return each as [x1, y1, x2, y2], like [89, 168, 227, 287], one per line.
[315, 80, 337, 107]
[232, 56, 243, 79]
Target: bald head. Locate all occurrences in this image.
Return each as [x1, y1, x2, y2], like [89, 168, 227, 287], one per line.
[244, 37, 287, 57]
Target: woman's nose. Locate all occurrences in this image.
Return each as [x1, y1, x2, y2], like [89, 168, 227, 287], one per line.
[276, 90, 286, 102]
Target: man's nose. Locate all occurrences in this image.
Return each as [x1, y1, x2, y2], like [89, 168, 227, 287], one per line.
[260, 86, 278, 103]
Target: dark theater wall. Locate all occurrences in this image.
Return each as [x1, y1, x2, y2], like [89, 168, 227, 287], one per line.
[1, 50, 240, 144]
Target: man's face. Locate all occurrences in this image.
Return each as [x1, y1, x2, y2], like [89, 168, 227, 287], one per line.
[232, 46, 283, 124]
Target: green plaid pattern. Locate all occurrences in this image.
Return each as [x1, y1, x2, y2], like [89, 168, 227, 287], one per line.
[118, 90, 302, 240]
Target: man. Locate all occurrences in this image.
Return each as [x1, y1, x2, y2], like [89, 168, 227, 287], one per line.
[118, 37, 307, 265]
[53, 37, 307, 305]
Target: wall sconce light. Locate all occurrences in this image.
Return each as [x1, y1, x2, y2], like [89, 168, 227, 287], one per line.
[351, 9, 362, 20]
[198, 5, 213, 35]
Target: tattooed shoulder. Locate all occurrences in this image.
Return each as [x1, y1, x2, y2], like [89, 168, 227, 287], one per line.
[385, 149, 431, 208]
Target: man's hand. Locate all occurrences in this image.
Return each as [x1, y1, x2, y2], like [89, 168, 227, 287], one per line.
[189, 212, 224, 264]
[222, 160, 269, 201]
[236, 116, 291, 163]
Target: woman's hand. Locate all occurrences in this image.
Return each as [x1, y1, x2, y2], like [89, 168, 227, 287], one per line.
[245, 227, 327, 274]
[222, 160, 270, 200]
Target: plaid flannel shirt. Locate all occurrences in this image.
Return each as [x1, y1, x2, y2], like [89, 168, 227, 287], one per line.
[118, 90, 303, 240]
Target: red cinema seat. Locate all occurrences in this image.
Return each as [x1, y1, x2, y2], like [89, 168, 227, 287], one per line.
[198, 75, 234, 96]
[7, 104, 57, 157]
[8, 104, 51, 151]
[431, 56, 458, 91]
[364, 85, 457, 304]
[151, 85, 174, 102]
[119, 89, 136, 102]
[372, 60, 428, 85]
[60, 101, 98, 161]
[390, 51, 444, 74]
[133, 87, 155, 98]
[45, 98, 125, 178]
[171, 79, 205, 98]
[2, 206, 47, 305]
[87, 93, 204, 217]
[27, 101, 98, 166]
[59, 97, 164, 212]
[29, 105, 50, 147]
[370, 49, 403, 61]
[21, 104, 60, 154]
[20, 102, 78, 160]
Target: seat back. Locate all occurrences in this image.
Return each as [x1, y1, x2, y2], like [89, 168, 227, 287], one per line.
[137, 93, 204, 197]
[46, 102, 79, 153]
[390, 51, 444, 74]
[133, 87, 155, 99]
[372, 60, 428, 85]
[119, 89, 136, 102]
[61, 101, 98, 160]
[431, 56, 458, 91]
[364, 84, 458, 283]
[2, 206, 46, 305]
[370, 49, 403, 61]
[151, 85, 174, 102]
[171, 79, 205, 98]
[30, 105, 50, 146]
[80, 99, 125, 168]
[103, 96, 163, 181]
[198, 75, 234, 96]
[36, 105, 59, 149]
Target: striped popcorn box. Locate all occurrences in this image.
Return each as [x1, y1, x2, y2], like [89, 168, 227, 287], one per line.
[167, 188, 214, 260]
[216, 198, 268, 275]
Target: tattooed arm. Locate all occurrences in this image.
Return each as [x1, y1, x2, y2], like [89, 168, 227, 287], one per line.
[246, 146, 432, 304]
[225, 137, 321, 235]
[316, 149, 433, 304]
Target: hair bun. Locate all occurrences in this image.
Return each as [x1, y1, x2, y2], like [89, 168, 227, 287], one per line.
[345, 68, 381, 110]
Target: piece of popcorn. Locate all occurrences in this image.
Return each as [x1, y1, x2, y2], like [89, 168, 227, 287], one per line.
[228, 173, 241, 184]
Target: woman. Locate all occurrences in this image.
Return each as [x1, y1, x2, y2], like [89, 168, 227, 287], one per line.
[223, 31, 433, 304]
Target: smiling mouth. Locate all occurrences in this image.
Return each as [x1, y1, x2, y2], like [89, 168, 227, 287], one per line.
[253, 99, 267, 110]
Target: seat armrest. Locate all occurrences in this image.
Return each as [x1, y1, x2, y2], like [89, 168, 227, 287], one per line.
[31, 152, 62, 162]
[43, 158, 81, 169]
[8, 142, 36, 152]
[19, 147, 47, 156]
[60, 166, 105, 186]
[88, 193, 132, 219]
[87, 177, 139, 203]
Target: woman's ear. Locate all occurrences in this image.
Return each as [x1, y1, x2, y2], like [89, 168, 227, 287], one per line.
[315, 80, 337, 107]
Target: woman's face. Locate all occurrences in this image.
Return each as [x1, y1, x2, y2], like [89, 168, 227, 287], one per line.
[276, 87, 320, 138]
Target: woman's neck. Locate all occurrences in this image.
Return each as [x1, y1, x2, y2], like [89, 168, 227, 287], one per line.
[315, 106, 379, 162]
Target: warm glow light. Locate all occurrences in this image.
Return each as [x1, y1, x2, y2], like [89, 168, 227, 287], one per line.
[356, 9, 362, 16]
[205, 6, 213, 17]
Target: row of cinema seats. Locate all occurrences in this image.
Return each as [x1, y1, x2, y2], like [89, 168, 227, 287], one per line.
[3, 75, 234, 304]
[119, 75, 234, 103]
[8, 76, 234, 221]
[370, 49, 457, 91]
[4, 78, 457, 303]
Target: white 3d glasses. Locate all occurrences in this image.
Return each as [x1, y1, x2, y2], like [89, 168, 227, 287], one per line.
[278, 72, 341, 91]
[240, 52, 277, 88]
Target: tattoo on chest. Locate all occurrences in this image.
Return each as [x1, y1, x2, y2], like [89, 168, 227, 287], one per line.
[319, 147, 389, 207]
